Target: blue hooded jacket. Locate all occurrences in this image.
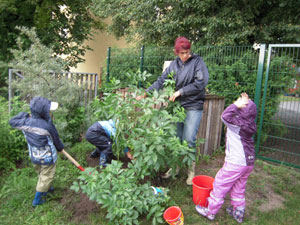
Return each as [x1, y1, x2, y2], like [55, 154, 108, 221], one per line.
[9, 97, 64, 165]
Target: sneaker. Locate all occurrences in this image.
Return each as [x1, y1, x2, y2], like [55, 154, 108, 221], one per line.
[99, 152, 107, 167]
[227, 206, 244, 224]
[90, 149, 100, 158]
[195, 205, 215, 221]
[226, 206, 234, 216]
[161, 167, 180, 179]
[233, 207, 245, 224]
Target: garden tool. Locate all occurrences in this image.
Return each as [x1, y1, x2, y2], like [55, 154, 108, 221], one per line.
[62, 149, 85, 171]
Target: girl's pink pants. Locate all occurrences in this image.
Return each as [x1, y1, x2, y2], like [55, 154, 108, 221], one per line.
[207, 162, 254, 215]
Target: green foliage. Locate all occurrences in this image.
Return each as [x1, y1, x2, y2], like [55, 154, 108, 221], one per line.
[0, 97, 27, 171]
[0, 0, 104, 97]
[106, 45, 296, 152]
[0, 0, 103, 66]
[73, 77, 196, 223]
[0, 166, 71, 225]
[8, 27, 88, 146]
[71, 161, 171, 225]
[88, 81, 195, 178]
[89, 0, 300, 46]
[107, 46, 174, 87]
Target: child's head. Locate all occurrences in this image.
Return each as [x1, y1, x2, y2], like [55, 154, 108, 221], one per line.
[30, 97, 58, 121]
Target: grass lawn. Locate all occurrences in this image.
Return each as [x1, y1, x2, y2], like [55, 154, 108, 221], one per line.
[1, 141, 300, 225]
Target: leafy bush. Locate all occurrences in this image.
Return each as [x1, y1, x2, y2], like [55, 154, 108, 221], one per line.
[87, 77, 195, 179]
[0, 97, 27, 171]
[106, 46, 173, 87]
[71, 161, 171, 225]
[7, 27, 87, 147]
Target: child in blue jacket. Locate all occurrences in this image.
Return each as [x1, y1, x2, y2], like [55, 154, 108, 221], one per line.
[9, 97, 64, 207]
[85, 119, 133, 167]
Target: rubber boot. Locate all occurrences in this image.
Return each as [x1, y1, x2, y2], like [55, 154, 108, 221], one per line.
[186, 161, 196, 185]
[161, 166, 180, 179]
[42, 186, 55, 197]
[32, 191, 46, 207]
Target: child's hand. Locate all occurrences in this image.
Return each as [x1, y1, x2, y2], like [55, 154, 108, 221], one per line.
[234, 93, 249, 108]
[126, 151, 134, 160]
[241, 92, 249, 100]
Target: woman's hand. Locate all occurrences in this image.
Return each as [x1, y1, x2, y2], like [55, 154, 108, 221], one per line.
[169, 91, 181, 102]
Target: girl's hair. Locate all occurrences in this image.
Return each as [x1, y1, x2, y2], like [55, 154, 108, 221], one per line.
[174, 36, 191, 54]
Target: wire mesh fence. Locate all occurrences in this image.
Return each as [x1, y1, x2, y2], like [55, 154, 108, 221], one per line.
[256, 44, 300, 168]
[107, 44, 300, 168]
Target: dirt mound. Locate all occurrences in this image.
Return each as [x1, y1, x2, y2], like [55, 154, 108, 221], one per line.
[60, 189, 100, 224]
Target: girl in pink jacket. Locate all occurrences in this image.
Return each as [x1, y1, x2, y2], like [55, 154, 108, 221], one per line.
[196, 93, 257, 223]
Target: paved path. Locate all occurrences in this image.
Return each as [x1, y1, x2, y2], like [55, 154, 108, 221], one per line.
[278, 100, 300, 126]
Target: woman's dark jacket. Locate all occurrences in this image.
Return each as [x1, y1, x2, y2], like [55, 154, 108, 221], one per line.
[146, 54, 209, 110]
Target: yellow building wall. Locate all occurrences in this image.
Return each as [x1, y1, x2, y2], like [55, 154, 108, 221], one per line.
[71, 29, 130, 74]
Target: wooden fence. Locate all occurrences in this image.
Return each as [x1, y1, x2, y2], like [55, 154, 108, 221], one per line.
[196, 95, 225, 155]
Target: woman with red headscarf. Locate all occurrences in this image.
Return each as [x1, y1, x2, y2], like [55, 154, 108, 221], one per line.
[136, 36, 209, 185]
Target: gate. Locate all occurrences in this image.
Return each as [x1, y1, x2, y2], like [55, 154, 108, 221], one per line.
[256, 44, 300, 168]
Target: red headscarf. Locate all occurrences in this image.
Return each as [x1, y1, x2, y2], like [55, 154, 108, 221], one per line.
[174, 36, 191, 54]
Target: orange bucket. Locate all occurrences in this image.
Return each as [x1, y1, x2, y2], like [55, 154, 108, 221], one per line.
[192, 175, 214, 206]
[163, 206, 184, 225]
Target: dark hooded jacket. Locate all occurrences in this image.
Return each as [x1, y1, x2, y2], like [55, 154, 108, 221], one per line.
[9, 97, 64, 165]
[221, 100, 257, 166]
[146, 54, 209, 110]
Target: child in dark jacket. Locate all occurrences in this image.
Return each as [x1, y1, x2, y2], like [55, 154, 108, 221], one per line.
[195, 93, 257, 223]
[9, 97, 64, 207]
[85, 119, 133, 167]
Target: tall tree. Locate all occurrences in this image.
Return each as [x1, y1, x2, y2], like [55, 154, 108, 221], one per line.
[89, 0, 300, 46]
[0, 0, 104, 95]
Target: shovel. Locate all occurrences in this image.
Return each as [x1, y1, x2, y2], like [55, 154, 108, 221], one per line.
[61, 149, 85, 171]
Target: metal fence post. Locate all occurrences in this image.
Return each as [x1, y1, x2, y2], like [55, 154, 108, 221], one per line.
[139, 45, 145, 88]
[8, 69, 12, 114]
[255, 45, 273, 156]
[254, 44, 266, 120]
[106, 47, 111, 82]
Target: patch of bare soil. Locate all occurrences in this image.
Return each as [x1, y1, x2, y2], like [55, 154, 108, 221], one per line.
[60, 153, 132, 224]
[60, 189, 100, 225]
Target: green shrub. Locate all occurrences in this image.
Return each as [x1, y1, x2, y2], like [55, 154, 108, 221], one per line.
[0, 97, 27, 171]
[106, 46, 173, 87]
[71, 161, 171, 225]
[87, 78, 195, 179]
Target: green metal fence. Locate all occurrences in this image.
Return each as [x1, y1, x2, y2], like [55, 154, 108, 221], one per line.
[107, 45, 261, 102]
[256, 44, 300, 169]
[106, 44, 300, 168]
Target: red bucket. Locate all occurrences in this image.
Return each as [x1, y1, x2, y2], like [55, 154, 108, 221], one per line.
[192, 175, 214, 206]
[163, 206, 184, 225]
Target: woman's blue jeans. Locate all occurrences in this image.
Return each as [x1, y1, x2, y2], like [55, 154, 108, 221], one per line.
[177, 109, 203, 149]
